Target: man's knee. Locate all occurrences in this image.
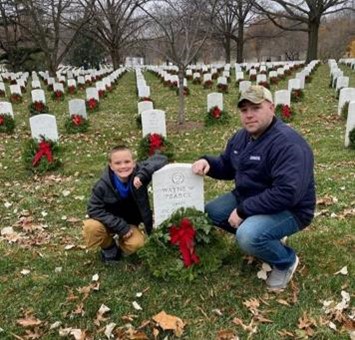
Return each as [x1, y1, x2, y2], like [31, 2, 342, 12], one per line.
[236, 224, 261, 254]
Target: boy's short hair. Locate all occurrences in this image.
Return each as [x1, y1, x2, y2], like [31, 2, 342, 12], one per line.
[108, 145, 132, 162]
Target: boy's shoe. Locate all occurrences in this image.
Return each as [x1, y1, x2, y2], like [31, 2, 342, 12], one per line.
[266, 256, 299, 291]
[100, 245, 122, 264]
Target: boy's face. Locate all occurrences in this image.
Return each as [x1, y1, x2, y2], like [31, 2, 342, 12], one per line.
[109, 149, 135, 182]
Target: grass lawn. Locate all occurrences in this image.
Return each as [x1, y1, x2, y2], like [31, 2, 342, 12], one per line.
[0, 63, 354, 339]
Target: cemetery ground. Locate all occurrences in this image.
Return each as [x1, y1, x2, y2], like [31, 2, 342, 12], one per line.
[0, 64, 354, 339]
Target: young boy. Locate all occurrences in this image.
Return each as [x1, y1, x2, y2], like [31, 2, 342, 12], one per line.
[83, 145, 168, 263]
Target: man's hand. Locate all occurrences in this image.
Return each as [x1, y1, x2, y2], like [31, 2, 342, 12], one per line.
[122, 228, 133, 240]
[133, 176, 142, 189]
[228, 209, 243, 228]
[192, 159, 210, 176]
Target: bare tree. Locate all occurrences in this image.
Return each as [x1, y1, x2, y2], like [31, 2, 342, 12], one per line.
[139, 0, 217, 126]
[254, 0, 355, 62]
[82, 0, 150, 69]
[13, 0, 93, 75]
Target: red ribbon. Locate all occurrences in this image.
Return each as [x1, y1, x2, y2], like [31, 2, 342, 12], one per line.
[169, 218, 200, 267]
[87, 98, 97, 110]
[0, 115, 4, 125]
[32, 140, 53, 167]
[149, 133, 163, 155]
[72, 114, 82, 126]
[282, 105, 291, 118]
[212, 106, 222, 118]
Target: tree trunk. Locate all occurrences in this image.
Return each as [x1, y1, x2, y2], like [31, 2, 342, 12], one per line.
[224, 35, 231, 63]
[306, 19, 320, 63]
[236, 20, 244, 63]
[110, 49, 121, 70]
[177, 68, 185, 126]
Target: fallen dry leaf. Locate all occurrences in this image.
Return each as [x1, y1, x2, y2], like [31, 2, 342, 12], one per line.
[16, 316, 42, 328]
[94, 304, 110, 326]
[152, 311, 185, 337]
[216, 329, 239, 340]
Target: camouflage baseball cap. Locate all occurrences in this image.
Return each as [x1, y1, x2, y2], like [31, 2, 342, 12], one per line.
[237, 85, 273, 107]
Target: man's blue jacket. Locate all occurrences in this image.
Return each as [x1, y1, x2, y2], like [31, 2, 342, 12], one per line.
[204, 118, 316, 229]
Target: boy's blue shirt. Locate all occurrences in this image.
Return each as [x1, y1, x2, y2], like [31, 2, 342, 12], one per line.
[112, 173, 130, 199]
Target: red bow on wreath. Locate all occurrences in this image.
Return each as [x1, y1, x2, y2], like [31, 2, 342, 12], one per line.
[169, 218, 200, 267]
[212, 106, 221, 118]
[32, 140, 53, 166]
[282, 105, 291, 118]
[0, 115, 4, 125]
[72, 114, 82, 126]
[149, 133, 163, 155]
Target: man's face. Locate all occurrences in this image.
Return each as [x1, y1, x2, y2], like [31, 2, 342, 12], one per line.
[239, 100, 275, 138]
[109, 150, 135, 182]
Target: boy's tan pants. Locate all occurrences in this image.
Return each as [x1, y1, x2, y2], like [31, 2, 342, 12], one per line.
[82, 219, 145, 255]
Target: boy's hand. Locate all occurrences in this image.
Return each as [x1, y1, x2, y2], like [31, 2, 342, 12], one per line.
[133, 176, 142, 189]
[122, 228, 133, 240]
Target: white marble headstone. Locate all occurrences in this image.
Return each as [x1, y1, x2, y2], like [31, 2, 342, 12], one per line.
[10, 84, 21, 94]
[141, 109, 166, 137]
[0, 82, 5, 93]
[256, 74, 267, 84]
[193, 72, 201, 80]
[236, 71, 244, 81]
[67, 79, 77, 87]
[31, 89, 46, 104]
[336, 76, 349, 91]
[274, 90, 291, 106]
[338, 88, 355, 115]
[152, 163, 204, 226]
[69, 99, 87, 118]
[345, 101, 355, 147]
[0, 101, 14, 117]
[217, 77, 227, 85]
[207, 92, 223, 111]
[31, 80, 41, 89]
[138, 101, 154, 115]
[53, 83, 64, 92]
[288, 78, 301, 91]
[138, 85, 150, 98]
[203, 74, 212, 83]
[77, 76, 85, 84]
[86, 87, 99, 101]
[30, 114, 59, 141]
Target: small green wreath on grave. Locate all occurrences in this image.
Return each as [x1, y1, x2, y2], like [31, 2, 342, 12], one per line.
[275, 104, 295, 123]
[291, 89, 304, 102]
[28, 101, 49, 116]
[9, 93, 22, 104]
[51, 90, 65, 101]
[341, 101, 349, 120]
[349, 128, 355, 149]
[137, 133, 174, 161]
[64, 114, 89, 134]
[217, 83, 228, 93]
[86, 98, 99, 112]
[205, 106, 230, 126]
[0, 114, 15, 133]
[22, 136, 62, 173]
[138, 208, 231, 281]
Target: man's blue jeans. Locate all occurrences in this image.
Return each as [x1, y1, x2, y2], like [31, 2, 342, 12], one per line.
[205, 192, 300, 270]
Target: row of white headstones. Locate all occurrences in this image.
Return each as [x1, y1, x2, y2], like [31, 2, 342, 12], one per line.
[0, 67, 127, 141]
[135, 60, 319, 143]
[329, 59, 355, 147]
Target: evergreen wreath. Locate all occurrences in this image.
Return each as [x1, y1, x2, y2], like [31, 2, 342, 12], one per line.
[10, 93, 22, 104]
[349, 128, 355, 149]
[217, 83, 228, 93]
[138, 208, 231, 281]
[205, 106, 230, 126]
[291, 89, 304, 102]
[67, 85, 77, 95]
[257, 81, 270, 89]
[51, 90, 64, 101]
[29, 101, 49, 116]
[275, 104, 295, 123]
[22, 136, 62, 173]
[203, 80, 213, 89]
[64, 114, 89, 134]
[137, 133, 174, 161]
[0, 114, 15, 133]
[86, 98, 99, 112]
